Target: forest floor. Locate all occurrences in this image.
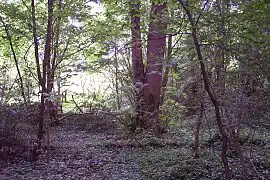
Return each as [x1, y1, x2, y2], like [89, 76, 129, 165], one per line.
[0, 113, 270, 180]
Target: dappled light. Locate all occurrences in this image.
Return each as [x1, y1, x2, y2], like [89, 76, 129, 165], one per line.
[0, 0, 269, 179]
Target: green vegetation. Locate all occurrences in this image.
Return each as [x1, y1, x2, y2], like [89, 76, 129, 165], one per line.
[0, 0, 269, 179]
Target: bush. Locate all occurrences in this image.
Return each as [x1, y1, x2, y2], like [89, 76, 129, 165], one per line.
[159, 99, 186, 129]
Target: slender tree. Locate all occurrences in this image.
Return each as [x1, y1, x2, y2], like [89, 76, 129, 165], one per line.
[31, 0, 42, 86]
[177, 0, 231, 179]
[0, 17, 27, 104]
[160, 32, 173, 106]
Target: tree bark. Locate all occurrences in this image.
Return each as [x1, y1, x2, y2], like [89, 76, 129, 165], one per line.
[45, 0, 54, 93]
[130, 0, 144, 127]
[130, 1, 167, 132]
[33, 0, 55, 160]
[143, 2, 167, 132]
[43, 0, 54, 145]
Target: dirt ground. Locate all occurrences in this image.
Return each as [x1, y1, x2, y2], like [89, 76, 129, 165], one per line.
[0, 114, 269, 180]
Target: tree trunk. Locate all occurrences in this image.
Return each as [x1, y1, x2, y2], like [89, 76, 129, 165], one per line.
[51, 0, 63, 86]
[114, 43, 121, 110]
[31, 0, 42, 86]
[31, 0, 42, 161]
[51, 0, 63, 119]
[33, 0, 55, 160]
[130, 0, 144, 127]
[44, 0, 54, 151]
[143, 3, 167, 132]
[160, 32, 173, 106]
[130, 1, 167, 132]
[45, 0, 54, 93]
[0, 18, 27, 104]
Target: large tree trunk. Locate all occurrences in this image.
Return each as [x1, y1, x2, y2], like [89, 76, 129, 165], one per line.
[130, 0, 144, 127]
[143, 3, 167, 132]
[130, 1, 167, 132]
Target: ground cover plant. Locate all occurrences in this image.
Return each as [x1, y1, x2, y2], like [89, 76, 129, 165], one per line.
[0, 0, 270, 179]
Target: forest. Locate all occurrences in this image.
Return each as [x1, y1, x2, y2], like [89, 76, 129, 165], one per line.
[0, 0, 269, 179]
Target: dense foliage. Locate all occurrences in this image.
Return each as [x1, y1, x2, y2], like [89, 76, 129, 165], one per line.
[0, 0, 269, 179]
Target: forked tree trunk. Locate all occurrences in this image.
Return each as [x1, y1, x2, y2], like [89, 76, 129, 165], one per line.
[32, 0, 55, 160]
[130, 1, 167, 132]
[143, 3, 167, 132]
